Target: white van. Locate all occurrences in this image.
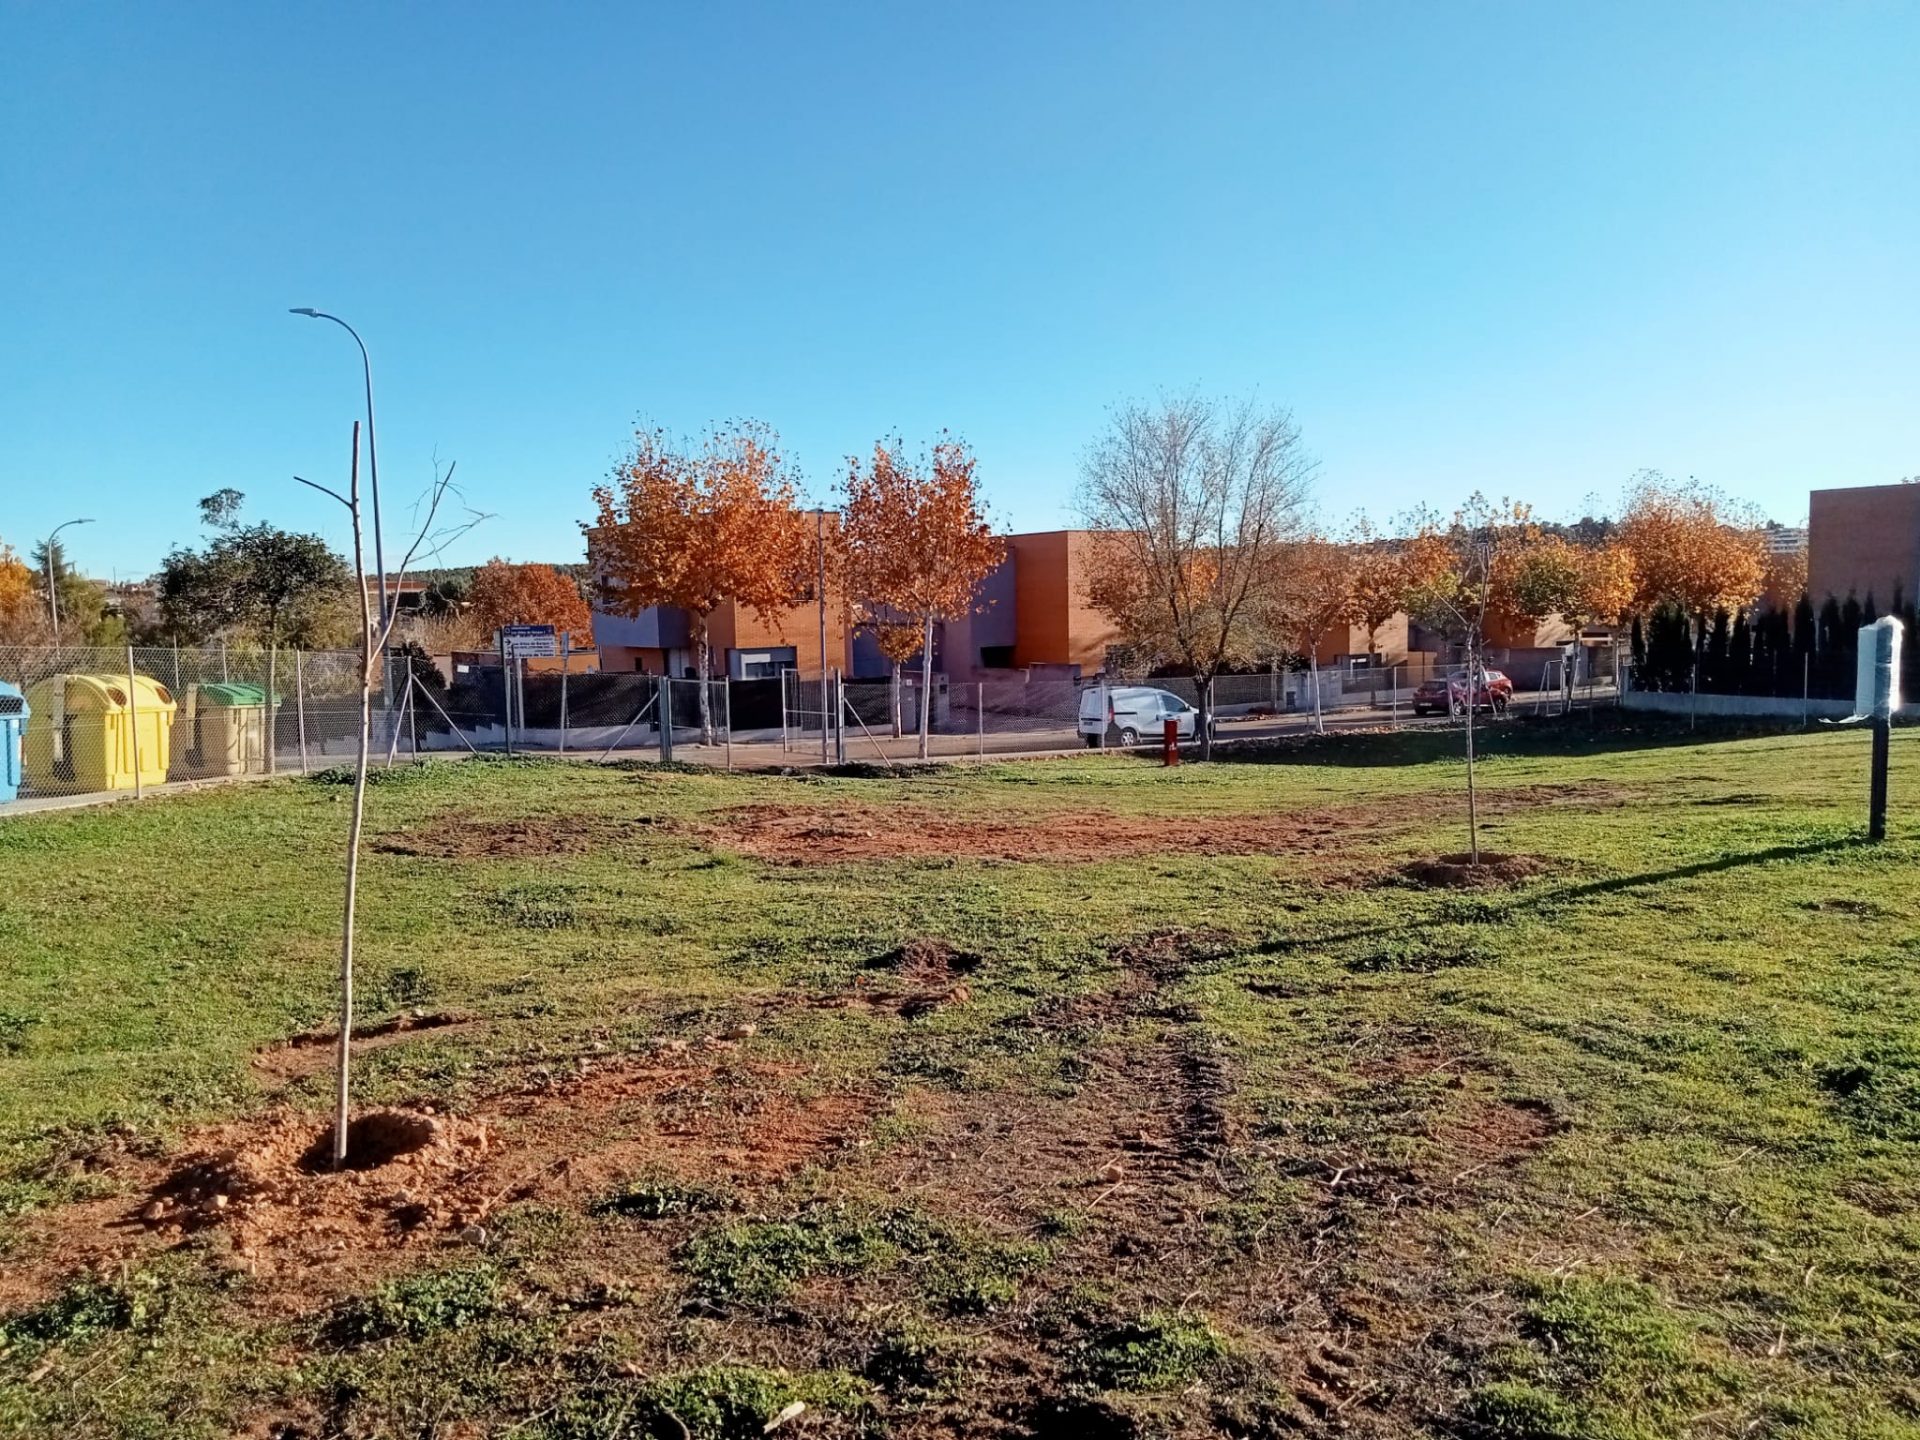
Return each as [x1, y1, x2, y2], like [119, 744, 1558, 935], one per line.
[1078, 685, 1209, 747]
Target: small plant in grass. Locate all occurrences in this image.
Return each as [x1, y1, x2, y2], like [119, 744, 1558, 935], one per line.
[1818, 1042, 1920, 1142]
[678, 1207, 895, 1306]
[863, 1323, 967, 1395]
[1075, 1309, 1231, 1392]
[0, 1275, 141, 1352]
[639, 1365, 872, 1440]
[327, 1263, 506, 1345]
[1464, 1273, 1740, 1436]
[592, 1177, 733, 1220]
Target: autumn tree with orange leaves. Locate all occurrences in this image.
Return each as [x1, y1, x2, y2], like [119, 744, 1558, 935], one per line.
[836, 436, 1004, 759]
[466, 559, 591, 638]
[588, 422, 812, 740]
[0, 540, 37, 642]
[1344, 520, 1411, 660]
[1615, 472, 1765, 627]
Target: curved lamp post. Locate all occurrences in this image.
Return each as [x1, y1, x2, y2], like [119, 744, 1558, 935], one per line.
[43, 517, 94, 637]
[289, 308, 386, 625]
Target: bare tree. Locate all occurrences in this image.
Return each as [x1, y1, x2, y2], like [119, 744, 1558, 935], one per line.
[1078, 394, 1315, 758]
[296, 430, 482, 1167]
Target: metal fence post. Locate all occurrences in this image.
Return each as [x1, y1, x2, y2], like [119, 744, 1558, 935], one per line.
[126, 645, 143, 800]
[977, 681, 985, 761]
[296, 650, 310, 773]
[780, 671, 790, 753]
[1391, 664, 1400, 730]
[723, 678, 733, 771]
[499, 632, 514, 755]
[834, 669, 847, 765]
[559, 630, 570, 755]
[1803, 654, 1811, 728]
[220, 639, 228, 683]
[660, 677, 674, 763]
[408, 672, 420, 760]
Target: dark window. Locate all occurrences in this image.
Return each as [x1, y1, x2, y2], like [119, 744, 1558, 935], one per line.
[979, 645, 1015, 669]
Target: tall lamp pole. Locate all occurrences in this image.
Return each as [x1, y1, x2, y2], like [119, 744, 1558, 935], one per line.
[816, 508, 830, 763]
[289, 309, 386, 627]
[43, 517, 94, 639]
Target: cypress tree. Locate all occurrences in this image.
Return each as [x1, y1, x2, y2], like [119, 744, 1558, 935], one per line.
[1794, 593, 1816, 657]
[1705, 609, 1731, 690]
[1647, 603, 1693, 692]
[1819, 595, 1842, 654]
[1863, 591, 1879, 627]
[1729, 610, 1753, 694]
[1630, 615, 1647, 687]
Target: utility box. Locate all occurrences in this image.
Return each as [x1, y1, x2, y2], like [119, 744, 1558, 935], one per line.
[172, 682, 269, 778]
[22, 674, 177, 795]
[0, 682, 27, 802]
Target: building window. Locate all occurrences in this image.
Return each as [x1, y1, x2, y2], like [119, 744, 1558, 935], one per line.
[979, 645, 1014, 669]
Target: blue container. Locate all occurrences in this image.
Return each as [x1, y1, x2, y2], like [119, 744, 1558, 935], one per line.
[0, 681, 26, 802]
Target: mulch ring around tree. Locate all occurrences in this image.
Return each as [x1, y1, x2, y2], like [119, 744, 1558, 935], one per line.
[0, 1052, 872, 1320]
[1400, 852, 1554, 888]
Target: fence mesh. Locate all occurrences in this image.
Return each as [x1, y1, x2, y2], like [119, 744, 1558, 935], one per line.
[0, 645, 1623, 809]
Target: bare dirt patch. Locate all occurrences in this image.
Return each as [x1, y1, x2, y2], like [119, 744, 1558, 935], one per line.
[4, 1056, 871, 1316]
[1402, 851, 1552, 888]
[690, 802, 1392, 866]
[249, 1010, 479, 1085]
[867, 936, 987, 985]
[372, 812, 653, 859]
[688, 785, 1626, 868]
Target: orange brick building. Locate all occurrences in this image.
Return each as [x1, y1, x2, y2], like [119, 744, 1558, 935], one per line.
[1808, 482, 1920, 607]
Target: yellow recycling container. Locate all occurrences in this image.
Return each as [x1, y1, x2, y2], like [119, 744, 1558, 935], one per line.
[171, 682, 269, 778]
[22, 674, 177, 795]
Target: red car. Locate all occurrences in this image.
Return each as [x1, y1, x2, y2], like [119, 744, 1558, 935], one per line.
[1411, 668, 1512, 717]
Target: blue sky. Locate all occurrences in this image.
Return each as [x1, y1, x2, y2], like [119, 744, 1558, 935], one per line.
[3, 1, 1915, 580]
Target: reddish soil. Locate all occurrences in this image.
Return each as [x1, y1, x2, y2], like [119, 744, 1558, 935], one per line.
[687, 801, 1383, 866]
[1401, 851, 1554, 888]
[0, 1054, 870, 1316]
[372, 812, 654, 859]
[692, 934, 1566, 1436]
[687, 785, 1615, 868]
[249, 1009, 479, 1085]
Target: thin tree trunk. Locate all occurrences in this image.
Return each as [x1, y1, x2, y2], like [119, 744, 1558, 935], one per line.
[335, 421, 369, 1168]
[918, 615, 934, 761]
[695, 625, 713, 745]
[1464, 636, 1480, 865]
[265, 635, 278, 776]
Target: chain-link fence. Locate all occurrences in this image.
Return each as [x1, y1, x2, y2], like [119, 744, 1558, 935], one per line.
[1, 644, 1622, 811]
[0, 644, 409, 805]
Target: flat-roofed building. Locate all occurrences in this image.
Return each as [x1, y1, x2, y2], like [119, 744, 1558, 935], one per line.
[1808, 483, 1920, 607]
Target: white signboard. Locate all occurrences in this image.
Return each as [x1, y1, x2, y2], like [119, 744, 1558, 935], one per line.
[1854, 617, 1903, 721]
[500, 624, 559, 659]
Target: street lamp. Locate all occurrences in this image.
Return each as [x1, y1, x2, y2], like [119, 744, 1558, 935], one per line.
[289, 308, 386, 626]
[43, 517, 94, 638]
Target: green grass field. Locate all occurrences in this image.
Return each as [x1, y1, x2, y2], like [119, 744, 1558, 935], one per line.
[0, 715, 1916, 1439]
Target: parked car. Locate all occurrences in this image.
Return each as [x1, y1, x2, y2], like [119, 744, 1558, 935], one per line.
[1078, 685, 1212, 746]
[1411, 668, 1512, 717]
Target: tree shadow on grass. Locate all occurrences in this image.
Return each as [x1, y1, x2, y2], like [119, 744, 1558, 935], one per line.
[1257, 834, 1874, 957]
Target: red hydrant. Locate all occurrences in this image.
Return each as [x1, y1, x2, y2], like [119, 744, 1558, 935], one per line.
[1163, 717, 1180, 766]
